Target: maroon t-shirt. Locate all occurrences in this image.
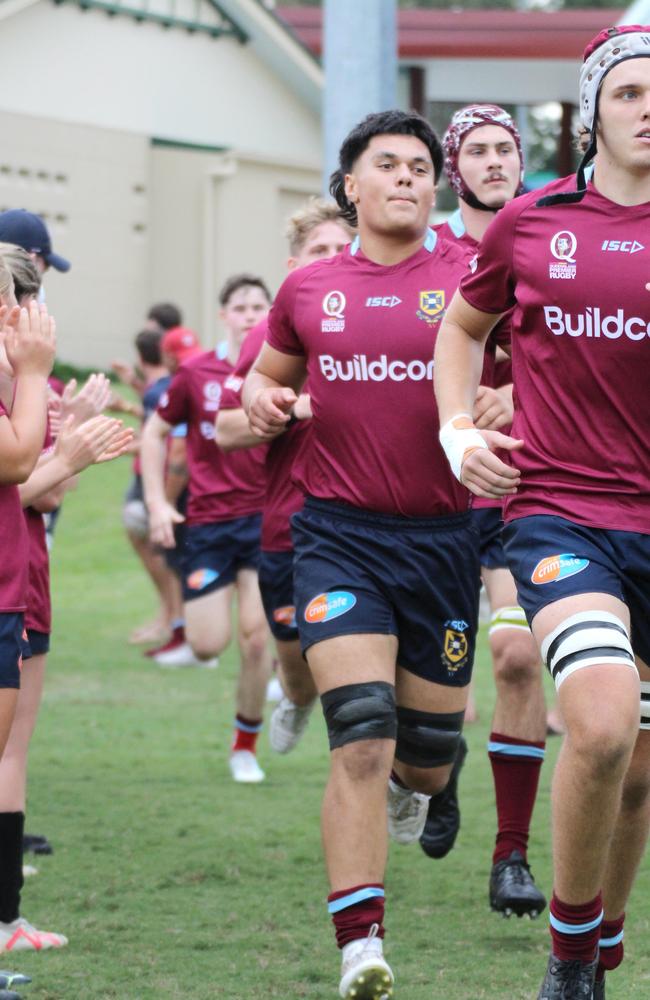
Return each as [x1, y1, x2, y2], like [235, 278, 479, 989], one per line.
[267, 230, 472, 518]
[459, 175, 650, 533]
[220, 318, 309, 552]
[0, 400, 28, 612]
[157, 349, 266, 526]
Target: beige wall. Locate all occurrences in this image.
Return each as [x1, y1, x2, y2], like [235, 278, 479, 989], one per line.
[0, 109, 150, 367]
[150, 146, 320, 347]
[0, 1, 321, 161]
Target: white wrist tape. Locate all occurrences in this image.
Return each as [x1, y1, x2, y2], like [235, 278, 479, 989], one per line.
[439, 413, 488, 481]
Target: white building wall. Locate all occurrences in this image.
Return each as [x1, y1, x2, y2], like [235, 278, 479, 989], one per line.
[0, 1, 321, 160]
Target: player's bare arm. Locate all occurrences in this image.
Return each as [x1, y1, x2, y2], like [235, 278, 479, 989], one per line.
[141, 411, 185, 548]
[243, 343, 307, 439]
[435, 293, 522, 498]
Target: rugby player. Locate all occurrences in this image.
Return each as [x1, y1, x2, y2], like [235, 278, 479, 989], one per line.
[434, 25, 650, 998]
[141, 274, 273, 783]
[216, 199, 352, 754]
[244, 110, 481, 1000]
[422, 106, 547, 921]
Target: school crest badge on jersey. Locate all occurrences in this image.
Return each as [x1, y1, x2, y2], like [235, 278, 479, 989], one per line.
[417, 290, 445, 324]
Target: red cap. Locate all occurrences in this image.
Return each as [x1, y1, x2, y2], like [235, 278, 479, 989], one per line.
[161, 326, 202, 363]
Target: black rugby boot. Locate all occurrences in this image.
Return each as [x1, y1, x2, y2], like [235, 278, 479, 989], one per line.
[592, 974, 605, 999]
[537, 954, 598, 999]
[419, 736, 467, 859]
[489, 849, 546, 918]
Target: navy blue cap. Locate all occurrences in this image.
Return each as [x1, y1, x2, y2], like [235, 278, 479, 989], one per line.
[0, 209, 70, 272]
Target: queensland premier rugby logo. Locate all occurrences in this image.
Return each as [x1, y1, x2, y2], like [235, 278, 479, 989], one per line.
[441, 618, 470, 673]
[322, 291, 346, 333]
[417, 290, 446, 324]
[549, 231, 577, 280]
[203, 380, 222, 412]
[531, 553, 589, 585]
[304, 591, 356, 624]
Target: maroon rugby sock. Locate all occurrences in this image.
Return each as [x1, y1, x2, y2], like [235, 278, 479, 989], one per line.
[597, 912, 625, 979]
[328, 883, 385, 949]
[231, 714, 262, 754]
[550, 892, 602, 963]
[488, 731, 545, 864]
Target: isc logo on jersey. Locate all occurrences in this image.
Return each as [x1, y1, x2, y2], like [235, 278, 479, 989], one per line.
[319, 354, 434, 383]
[304, 591, 356, 624]
[531, 554, 589, 585]
[544, 306, 650, 340]
[365, 296, 401, 308]
[601, 240, 644, 255]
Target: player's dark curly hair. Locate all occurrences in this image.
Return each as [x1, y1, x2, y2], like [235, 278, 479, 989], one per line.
[329, 110, 443, 226]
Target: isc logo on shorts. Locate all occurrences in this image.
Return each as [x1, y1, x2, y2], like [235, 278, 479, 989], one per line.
[531, 553, 589, 585]
[304, 591, 356, 624]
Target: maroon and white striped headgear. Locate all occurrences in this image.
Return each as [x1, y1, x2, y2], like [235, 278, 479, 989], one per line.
[443, 104, 524, 212]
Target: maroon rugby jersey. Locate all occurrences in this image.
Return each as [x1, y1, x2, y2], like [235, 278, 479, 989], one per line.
[25, 422, 54, 635]
[157, 349, 266, 526]
[436, 211, 510, 511]
[220, 318, 309, 553]
[267, 229, 471, 518]
[460, 175, 650, 533]
[0, 400, 28, 612]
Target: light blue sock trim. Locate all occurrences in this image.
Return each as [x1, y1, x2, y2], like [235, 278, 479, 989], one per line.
[600, 930, 624, 948]
[235, 719, 263, 734]
[550, 910, 603, 935]
[488, 741, 546, 760]
[328, 887, 384, 915]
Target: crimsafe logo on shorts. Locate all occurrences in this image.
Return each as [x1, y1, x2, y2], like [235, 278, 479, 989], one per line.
[531, 554, 589, 585]
[322, 291, 346, 332]
[273, 605, 297, 628]
[549, 231, 577, 280]
[304, 591, 356, 623]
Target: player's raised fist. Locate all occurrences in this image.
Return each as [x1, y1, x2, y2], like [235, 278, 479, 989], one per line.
[248, 386, 297, 439]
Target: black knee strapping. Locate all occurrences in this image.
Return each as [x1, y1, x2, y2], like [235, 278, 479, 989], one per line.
[394, 706, 464, 768]
[321, 682, 397, 751]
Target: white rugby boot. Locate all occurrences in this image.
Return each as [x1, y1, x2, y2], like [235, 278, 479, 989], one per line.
[269, 697, 315, 754]
[387, 777, 430, 845]
[339, 924, 394, 999]
[228, 750, 265, 784]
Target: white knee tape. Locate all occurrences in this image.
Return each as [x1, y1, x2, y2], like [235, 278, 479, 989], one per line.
[489, 605, 529, 636]
[640, 682, 650, 731]
[540, 610, 635, 691]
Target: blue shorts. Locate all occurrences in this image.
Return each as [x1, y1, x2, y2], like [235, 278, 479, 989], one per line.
[503, 515, 650, 665]
[291, 498, 480, 686]
[0, 613, 28, 690]
[259, 550, 299, 642]
[472, 507, 507, 570]
[182, 514, 262, 602]
[25, 629, 50, 657]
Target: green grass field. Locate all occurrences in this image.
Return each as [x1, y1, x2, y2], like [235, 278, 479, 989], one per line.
[13, 457, 650, 998]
